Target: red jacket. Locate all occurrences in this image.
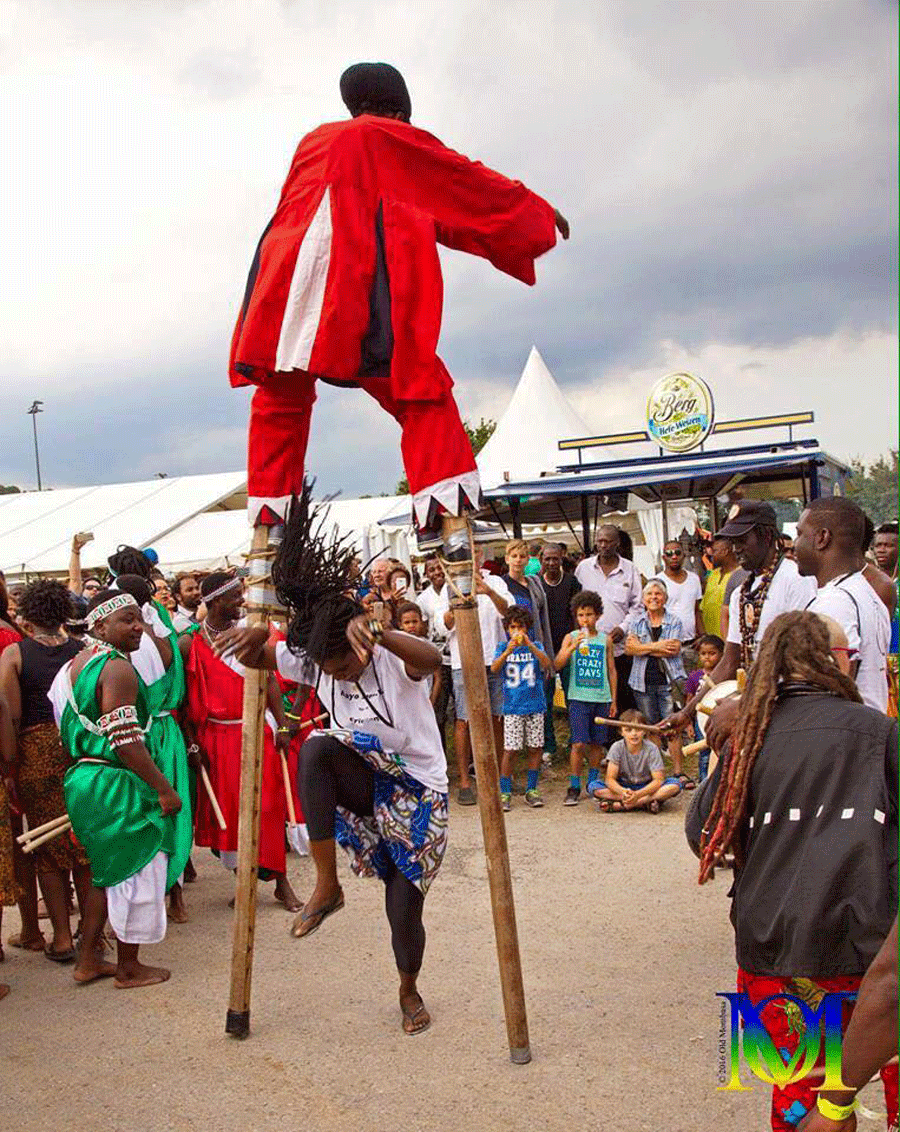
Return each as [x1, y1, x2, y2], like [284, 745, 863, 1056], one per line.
[230, 116, 557, 403]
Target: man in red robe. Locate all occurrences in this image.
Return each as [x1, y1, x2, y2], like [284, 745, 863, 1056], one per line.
[230, 62, 569, 536]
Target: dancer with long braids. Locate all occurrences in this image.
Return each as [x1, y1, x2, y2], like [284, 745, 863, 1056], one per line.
[216, 484, 445, 1035]
[692, 611, 897, 1132]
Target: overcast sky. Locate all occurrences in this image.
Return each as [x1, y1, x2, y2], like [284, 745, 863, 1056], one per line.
[1, 0, 896, 497]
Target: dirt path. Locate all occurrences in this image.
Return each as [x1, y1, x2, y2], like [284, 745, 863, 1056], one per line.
[1, 781, 883, 1131]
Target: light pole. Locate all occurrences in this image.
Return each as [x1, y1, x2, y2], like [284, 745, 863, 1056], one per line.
[27, 400, 43, 490]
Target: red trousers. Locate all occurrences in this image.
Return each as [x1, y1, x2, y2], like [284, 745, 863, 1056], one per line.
[247, 368, 477, 520]
[737, 968, 898, 1130]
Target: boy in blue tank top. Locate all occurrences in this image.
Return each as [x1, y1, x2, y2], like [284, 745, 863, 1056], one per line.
[491, 606, 553, 810]
[555, 590, 617, 805]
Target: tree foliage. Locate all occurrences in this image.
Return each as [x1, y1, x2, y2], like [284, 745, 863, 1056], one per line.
[846, 450, 898, 527]
[395, 418, 496, 495]
[0, 485, 20, 495]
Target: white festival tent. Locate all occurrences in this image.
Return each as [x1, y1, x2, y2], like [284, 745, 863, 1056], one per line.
[0, 472, 415, 581]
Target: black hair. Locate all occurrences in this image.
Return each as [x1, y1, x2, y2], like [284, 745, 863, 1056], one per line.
[570, 589, 603, 616]
[272, 480, 363, 666]
[172, 573, 196, 599]
[876, 522, 898, 536]
[108, 545, 153, 580]
[696, 633, 725, 653]
[503, 604, 533, 631]
[200, 571, 241, 604]
[112, 574, 154, 607]
[396, 601, 423, 622]
[806, 497, 866, 553]
[17, 579, 73, 631]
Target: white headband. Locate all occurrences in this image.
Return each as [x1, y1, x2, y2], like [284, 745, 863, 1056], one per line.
[202, 576, 242, 604]
[85, 593, 139, 628]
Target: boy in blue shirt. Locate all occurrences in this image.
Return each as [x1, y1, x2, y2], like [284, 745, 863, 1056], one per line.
[491, 606, 552, 810]
[555, 590, 617, 805]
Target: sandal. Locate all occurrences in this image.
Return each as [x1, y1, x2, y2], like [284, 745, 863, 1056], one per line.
[648, 799, 661, 814]
[290, 888, 344, 939]
[677, 775, 696, 791]
[44, 943, 76, 964]
[401, 998, 431, 1035]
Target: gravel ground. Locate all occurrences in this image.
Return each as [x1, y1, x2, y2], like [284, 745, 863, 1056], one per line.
[1, 778, 887, 1132]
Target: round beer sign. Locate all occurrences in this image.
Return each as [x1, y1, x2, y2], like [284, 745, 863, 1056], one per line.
[646, 372, 714, 453]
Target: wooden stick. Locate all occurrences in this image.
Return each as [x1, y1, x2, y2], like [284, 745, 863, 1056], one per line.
[697, 702, 715, 716]
[226, 523, 271, 1040]
[280, 751, 297, 826]
[22, 820, 72, 854]
[594, 716, 661, 734]
[200, 766, 227, 832]
[683, 737, 709, 757]
[16, 813, 70, 844]
[443, 514, 530, 1064]
[286, 711, 328, 731]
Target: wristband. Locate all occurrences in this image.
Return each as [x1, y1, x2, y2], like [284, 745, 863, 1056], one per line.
[276, 726, 290, 734]
[816, 1096, 857, 1122]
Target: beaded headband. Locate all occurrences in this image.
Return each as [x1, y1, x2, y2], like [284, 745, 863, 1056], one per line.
[85, 593, 139, 629]
[202, 576, 243, 604]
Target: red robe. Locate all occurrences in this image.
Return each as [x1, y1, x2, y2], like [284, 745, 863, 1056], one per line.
[229, 115, 558, 529]
[185, 633, 287, 873]
[268, 627, 325, 822]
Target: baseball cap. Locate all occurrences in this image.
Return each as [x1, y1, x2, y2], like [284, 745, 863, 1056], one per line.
[717, 500, 778, 538]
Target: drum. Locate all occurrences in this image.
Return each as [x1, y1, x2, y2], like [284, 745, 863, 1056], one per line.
[696, 679, 741, 737]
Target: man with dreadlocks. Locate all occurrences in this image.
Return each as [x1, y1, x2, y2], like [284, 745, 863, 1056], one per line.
[691, 611, 897, 1132]
[182, 572, 300, 911]
[216, 485, 446, 1036]
[230, 62, 568, 538]
[663, 501, 815, 744]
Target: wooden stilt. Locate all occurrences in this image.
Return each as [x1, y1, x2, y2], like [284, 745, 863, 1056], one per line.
[225, 523, 272, 1039]
[442, 514, 531, 1064]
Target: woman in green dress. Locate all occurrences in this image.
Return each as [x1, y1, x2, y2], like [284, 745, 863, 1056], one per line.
[52, 590, 182, 989]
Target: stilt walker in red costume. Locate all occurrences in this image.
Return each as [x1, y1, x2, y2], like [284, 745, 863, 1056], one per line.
[227, 61, 568, 1047]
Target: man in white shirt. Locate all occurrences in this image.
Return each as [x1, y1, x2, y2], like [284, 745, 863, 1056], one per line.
[171, 573, 202, 633]
[795, 497, 890, 712]
[435, 550, 510, 804]
[654, 540, 703, 641]
[663, 501, 816, 736]
[575, 524, 643, 711]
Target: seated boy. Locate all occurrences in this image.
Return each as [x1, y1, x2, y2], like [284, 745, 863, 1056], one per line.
[555, 590, 617, 806]
[490, 606, 552, 810]
[591, 710, 682, 813]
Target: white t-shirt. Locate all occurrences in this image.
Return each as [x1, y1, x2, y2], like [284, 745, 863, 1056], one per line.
[275, 640, 448, 793]
[434, 573, 512, 669]
[416, 584, 449, 652]
[574, 556, 643, 656]
[652, 571, 702, 640]
[726, 557, 817, 651]
[806, 571, 890, 713]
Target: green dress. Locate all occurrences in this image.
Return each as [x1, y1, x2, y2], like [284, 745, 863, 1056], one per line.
[141, 625, 193, 891]
[62, 652, 174, 888]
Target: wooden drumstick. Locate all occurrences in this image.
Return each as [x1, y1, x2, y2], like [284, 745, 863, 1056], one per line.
[683, 737, 709, 757]
[22, 820, 72, 854]
[594, 717, 661, 734]
[16, 813, 71, 844]
[200, 766, 227, 831]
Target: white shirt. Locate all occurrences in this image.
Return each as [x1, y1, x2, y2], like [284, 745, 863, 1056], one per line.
[726, 557, 817, 651]
[172, 606, 197, 633]
[807, 571, 890, 712]
[416, 584, 449, 643]
[574, 556, 644, 656]
[652, 571, 702, 640]
[275, 640, 447, 792]
[434, 572, 512, 669]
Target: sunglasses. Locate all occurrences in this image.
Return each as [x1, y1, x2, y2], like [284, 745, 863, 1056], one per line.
[663, 550, 682, 557]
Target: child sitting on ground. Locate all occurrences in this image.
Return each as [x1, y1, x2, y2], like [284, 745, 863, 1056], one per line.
[591, 710, 682, 813]
[490, 605, 552, 810]
[555, 591, 617, 806]
[397, 601, 442, 707]
[684, 633, 724, 780]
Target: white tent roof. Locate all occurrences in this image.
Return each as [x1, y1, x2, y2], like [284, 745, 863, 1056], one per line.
[476, 346, 590, 491]
[0, 471, 246, 580]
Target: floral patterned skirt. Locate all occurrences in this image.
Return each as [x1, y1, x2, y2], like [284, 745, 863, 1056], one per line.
[18, 723, 89, 873]
[0, 777, 21, 906]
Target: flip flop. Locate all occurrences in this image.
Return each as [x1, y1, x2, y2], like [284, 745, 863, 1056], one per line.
[290, 889, 344, 939]
[44, 943, 76, 964]
[648, 799, 661, 814]
[401, 999, 431, 1035]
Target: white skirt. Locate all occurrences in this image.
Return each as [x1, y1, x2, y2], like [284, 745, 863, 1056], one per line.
[106, 851, 168, 945]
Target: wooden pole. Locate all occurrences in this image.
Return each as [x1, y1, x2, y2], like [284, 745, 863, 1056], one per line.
[225, 523, 272, 1039]
[442, 514, 531, 1064]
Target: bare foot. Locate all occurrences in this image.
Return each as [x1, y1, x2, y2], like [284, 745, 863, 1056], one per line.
[183, 857, 197, 884]
[114, 962, 171, 989]
[400, 990, 431, 1035]
[167, 886, 188, 924]
[73, 960, 117, 985]
[0, 983, 9, 1001]
[274, 875, 302, 913]
[7, 931, 45, 952]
